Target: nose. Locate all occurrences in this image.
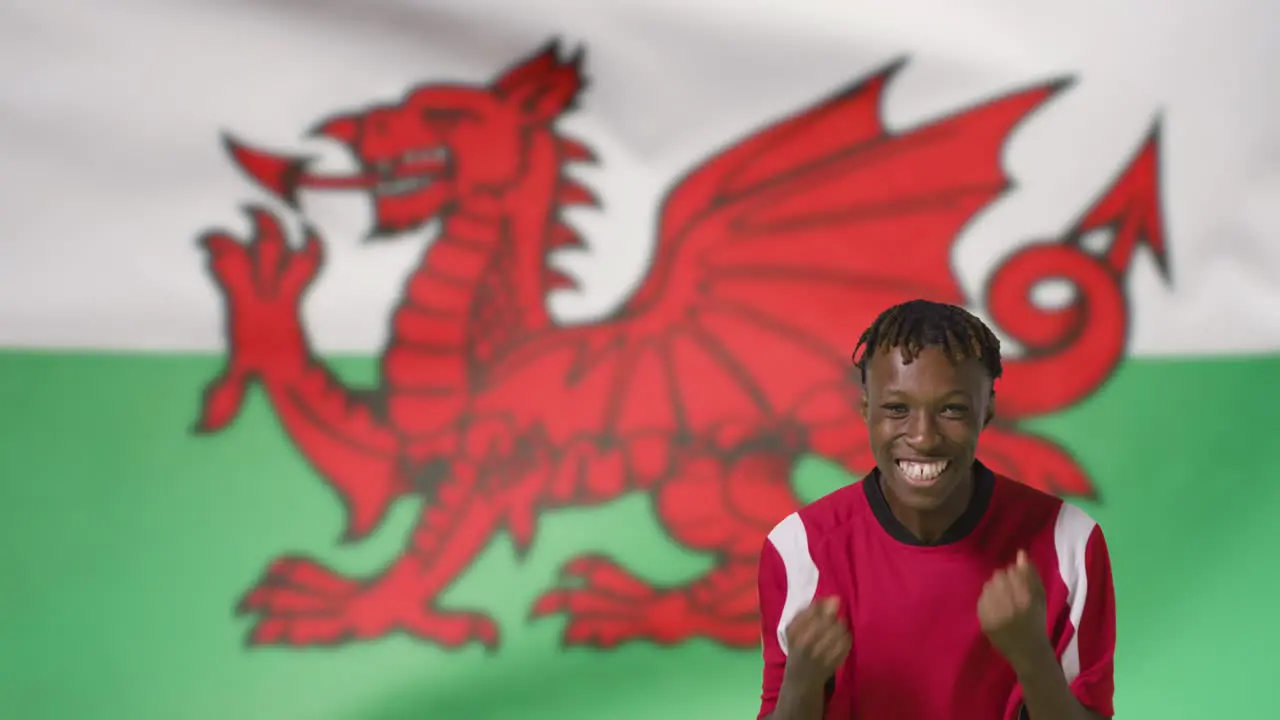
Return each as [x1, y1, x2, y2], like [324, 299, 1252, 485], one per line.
[905, 410, 943, 452]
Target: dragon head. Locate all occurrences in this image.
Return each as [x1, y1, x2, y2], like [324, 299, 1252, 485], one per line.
[223, 41, 586, 237]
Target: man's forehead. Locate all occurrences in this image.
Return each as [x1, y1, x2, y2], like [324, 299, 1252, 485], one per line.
[863, 345, 990, 386]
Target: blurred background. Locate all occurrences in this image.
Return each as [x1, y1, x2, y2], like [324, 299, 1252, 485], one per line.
[3, 0, 1279, 718]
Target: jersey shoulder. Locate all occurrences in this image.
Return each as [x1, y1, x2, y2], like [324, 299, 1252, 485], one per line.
[992, 471, 1065, 510]
[767, 478, 871, 549]
[990, 472, 1104, 545]
[993, 471, 1102, 520]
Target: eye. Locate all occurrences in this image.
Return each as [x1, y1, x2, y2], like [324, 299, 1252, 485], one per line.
[880, 403, 909, 418]
[941, 404, 969, 418]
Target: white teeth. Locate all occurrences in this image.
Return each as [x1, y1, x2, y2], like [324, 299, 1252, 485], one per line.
[376, 177, 430, 196]
[370, 148, 446, 196]
[897, 460, 949, 483]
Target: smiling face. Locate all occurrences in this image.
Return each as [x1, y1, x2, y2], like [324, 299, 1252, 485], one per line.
[860, 344, 995, 521]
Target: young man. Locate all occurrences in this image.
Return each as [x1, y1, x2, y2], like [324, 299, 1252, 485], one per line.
[756, 300, 1115, 720]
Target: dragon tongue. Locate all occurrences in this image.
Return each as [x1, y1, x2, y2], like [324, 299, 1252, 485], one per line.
[223, 135, 310, 205]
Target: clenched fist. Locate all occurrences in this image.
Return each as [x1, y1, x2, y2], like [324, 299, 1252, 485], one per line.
[782, 597, 851, 690]
[977, 550, 1052, 672]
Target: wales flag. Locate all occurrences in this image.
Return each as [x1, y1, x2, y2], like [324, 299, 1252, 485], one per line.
[4, 1, 1279, 718]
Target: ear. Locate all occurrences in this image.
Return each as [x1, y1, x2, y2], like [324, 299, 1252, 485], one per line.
[858, 387, 869, 422]
[493, 41, 585, 125]
[984, 390, 996, 428]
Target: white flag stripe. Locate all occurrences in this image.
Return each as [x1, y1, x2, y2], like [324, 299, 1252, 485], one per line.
[2, 0, 1278, 355]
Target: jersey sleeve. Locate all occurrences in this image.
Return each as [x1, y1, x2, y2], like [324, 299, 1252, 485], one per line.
[757, 536, 788, 720]
[1069, 523, 1116, 717]
[757, 513, 825, 718]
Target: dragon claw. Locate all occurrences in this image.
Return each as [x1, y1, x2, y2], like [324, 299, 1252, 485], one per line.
[198, 206, 320, 309]
[556, 554, 654, 599]
[193, 371, 249, 434]
[238, 555, 501, 649]
[531, 554, 764, 648]
[192, 207, 319, 435]
[531, 555, 695, 647]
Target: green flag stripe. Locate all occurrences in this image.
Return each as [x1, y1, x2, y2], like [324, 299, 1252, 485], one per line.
[2, 352, 1276, 719]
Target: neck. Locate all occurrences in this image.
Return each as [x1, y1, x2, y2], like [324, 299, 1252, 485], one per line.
[882, 468, 976, 544]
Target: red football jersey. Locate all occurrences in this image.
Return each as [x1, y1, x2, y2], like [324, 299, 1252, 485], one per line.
[757, 462, 1115, 719]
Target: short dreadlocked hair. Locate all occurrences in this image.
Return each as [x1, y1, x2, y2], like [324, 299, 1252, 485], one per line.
[852, 299, 1003, 383]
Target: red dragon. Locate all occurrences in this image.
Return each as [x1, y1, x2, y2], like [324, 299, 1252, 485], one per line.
[195, 40, 1168, 651]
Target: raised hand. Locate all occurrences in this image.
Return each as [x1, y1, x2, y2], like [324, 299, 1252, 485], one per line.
[782, 597, 851, 690]
[977, 550, 1052, 672]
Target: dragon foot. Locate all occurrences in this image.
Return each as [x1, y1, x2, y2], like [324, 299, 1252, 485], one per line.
[531, 554, 759, 648]
[237, 555, 499, 649]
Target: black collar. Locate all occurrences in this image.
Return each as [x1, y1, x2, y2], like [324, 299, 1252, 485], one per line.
[863, 460, 995, 546]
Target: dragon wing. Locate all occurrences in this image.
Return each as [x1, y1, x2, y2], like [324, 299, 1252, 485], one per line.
[476, 63, 1065, 464]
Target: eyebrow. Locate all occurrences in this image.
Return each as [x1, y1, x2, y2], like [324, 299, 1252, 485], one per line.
[879, 388, 973, 399]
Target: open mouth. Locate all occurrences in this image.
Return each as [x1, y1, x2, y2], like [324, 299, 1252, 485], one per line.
[220, 136, 453, 206]
[370, 147, 449, 197]
[895, 459, 950, 487]
[375, 176, 432, 196]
